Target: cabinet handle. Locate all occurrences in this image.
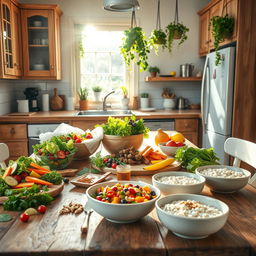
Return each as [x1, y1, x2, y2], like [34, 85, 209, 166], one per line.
[10, 128, 15, 135]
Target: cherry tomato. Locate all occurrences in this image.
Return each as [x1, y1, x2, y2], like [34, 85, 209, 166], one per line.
[103, 158, 109, 163]
[73, 135, 78, 140]
[96, 196, 102, 201]
[66, 136, 71, 140]
[65, 151, 70, 155]
[20, 213, 29, 222]
[128, 188, 136, 195]
[85, 133, 93, 139]
[144, 194, 151, 200]
[57, 150, 66, 159]
[166, 140, 178, 147]
[106, 191, 114, 198]
[13, 175, 22, 183]
[37, 205, 47, 214]
[75, 138, 82, 143]
[111, 186, 118, 191]
[111, 163, 117, 169]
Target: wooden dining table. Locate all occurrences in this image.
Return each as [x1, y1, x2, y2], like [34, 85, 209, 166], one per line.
[0, 132, 256, 256]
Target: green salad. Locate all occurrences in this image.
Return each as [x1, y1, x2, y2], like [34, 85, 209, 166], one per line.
[97, 116, 149, 137]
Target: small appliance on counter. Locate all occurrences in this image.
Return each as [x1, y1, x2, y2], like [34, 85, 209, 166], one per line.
[180, 64, 194, 77]
[176, 97, 189, 110]
[24, 87, 40, 112]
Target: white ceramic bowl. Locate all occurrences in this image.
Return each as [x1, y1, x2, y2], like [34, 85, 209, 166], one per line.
[86, 180, 160, 223]
[152, 171, 205, 195]
[195, 165, 251, 193]
[156, 194, 229, 239]
[33, 64, 45, 70]
[159, 142, 184, 156]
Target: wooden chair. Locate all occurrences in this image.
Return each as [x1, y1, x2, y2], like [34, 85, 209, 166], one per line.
[0, 143, 9, 169]
[224, 137, 256, 187]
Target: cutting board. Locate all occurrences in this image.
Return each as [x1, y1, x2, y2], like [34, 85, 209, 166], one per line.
[8, 112, 36, 116]
[57, 169, 78, 177]
[94, 161, 181, 176]
[0, 181, 64, 204]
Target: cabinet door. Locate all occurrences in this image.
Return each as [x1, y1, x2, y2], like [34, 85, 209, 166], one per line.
[0, 0, 15, 76]
[21, 9, 56, 78]
[199, 10, 210, 56]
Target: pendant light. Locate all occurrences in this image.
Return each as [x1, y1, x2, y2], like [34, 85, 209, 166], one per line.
[103, 0, 140, 12]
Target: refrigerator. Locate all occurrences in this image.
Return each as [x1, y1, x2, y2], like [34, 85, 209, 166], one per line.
[201, 47, 235, 164]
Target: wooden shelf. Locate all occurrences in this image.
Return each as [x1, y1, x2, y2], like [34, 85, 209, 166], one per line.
[145, 76, 202, 82]
[28, 27, 48, 30]
[29, 44, 49, 47]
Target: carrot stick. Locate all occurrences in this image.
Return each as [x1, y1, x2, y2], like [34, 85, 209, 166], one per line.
[27, 168, 50, 175]
[142, 147, 153, 157]
[13, 182, 34, 188]
[30, 163, 50, 172]
[25, 176, 53, 186]
[140, 145, 151, 155]
[2, 166, 12, 179]
[148, 152, 163, 160]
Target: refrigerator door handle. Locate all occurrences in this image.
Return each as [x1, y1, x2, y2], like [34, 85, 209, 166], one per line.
[204, 66, 210, 129]
[201, 56, 209, 134]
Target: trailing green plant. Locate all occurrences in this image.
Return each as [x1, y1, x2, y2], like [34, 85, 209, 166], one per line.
[92, 86, 102, 92]
[77, 87, 88, 100]
[140, 93, 149, 98]
[120, 86, 128, 98]
[209, 14, 234, 65]
[149, 29, 167, 54]
[148, 66, 160, 73]
[166, 22, 189, 53]
[121, 27, 150, 72]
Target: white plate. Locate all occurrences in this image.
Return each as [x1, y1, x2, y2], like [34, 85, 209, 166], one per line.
[139, 108, 156, 112]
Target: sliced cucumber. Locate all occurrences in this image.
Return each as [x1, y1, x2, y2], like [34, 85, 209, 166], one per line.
[0, 214, 12, 222]
[24, 208, 39, 216]
[4, 176, 18, 187]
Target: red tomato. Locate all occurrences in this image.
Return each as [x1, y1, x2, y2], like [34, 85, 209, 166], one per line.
[103, 158, 109, 163]
[96, 196, 102, 201]
[75, 138, 82, 143]
[111, 186, 118, 191]
[111, 163, 117, 169]
[37, 205, 47, 214]
[128, 188, 136, 195]
[166, 140, 178, 147]
[20, 172, 28, 179]
[73, 135, 78, 140]
[13, 175, 22, 183]
[106, 191, 114, 198]
[65, 151, 70, 155]
[85, 133, 93, 139]
[66, 136, 71, 140]
[176, 142, 185, 147]
[57, 150, 66, 159]
[20, 213, 29, 222]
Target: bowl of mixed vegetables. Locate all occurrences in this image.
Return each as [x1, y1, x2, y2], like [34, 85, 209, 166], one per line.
[86, 180, 160, 223]
[33, 136, 76, 170]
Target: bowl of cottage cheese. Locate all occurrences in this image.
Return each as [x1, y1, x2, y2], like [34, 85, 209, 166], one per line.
[195, 165, 251, 193]
[156, 194, 229, 239]
[152, 171, 205, 195]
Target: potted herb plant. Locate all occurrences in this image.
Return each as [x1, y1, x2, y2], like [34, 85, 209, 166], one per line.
[148, 66, 160, 78]
[92, 86, 102, 102]
[78, 87, 89, 110]
[209, 14, 234, 65]
[140, 93, 149, 109]
[120, 86, 129, 110]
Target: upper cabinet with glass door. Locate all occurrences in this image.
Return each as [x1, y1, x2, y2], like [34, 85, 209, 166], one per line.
[20, 5, 62, 80]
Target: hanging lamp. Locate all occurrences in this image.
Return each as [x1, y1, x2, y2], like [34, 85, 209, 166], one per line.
[103, 0, 140, 12]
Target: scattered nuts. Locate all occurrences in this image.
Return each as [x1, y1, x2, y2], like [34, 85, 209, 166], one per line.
[59, 202, 84, 215]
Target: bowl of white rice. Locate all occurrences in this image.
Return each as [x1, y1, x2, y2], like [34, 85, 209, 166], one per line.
[152, 171, 205, 195]
[156, 194, 229, 239]
[195, 165, 251, 193]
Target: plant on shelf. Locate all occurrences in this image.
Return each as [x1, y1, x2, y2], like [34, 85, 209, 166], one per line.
[149, 0, 167, 54]
[209, 1, 234, 65]
[120, 86, 129, 110]
[78, 87, 89, 110]
[120, 10, 149, 72]
[148, 66, 160, 78]
[92, 86, 102, 102]
[140, 93, 149, 98]
[166, 0, 189, 53]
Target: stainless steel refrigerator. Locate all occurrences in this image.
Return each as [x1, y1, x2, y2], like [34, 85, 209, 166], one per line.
[201, 47, 235, 164]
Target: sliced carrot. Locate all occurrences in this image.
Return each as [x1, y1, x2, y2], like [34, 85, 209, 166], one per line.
[27, 168, 50, 175]
[13, 182, 34, 188]
[2, 166, 12, 179]
[139, 145, 151, 155]
[148, 152, 163, 160]
[30, 163, 51, 172]
[25, 176, 53, 186]
[142, 147, 153, 157]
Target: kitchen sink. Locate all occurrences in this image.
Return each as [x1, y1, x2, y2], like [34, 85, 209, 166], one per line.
[76, 110, 135, 116]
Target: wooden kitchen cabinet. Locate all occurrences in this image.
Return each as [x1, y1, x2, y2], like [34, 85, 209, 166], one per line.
[175, 119, 199, 146]
[0, 124, 28, 160]
[0, 0, 21, 78]
[199, 10, 210, 56]
[20, 4, 62, 80]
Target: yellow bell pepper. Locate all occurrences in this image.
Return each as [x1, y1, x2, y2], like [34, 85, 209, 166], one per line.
[143, 158, 175, 171]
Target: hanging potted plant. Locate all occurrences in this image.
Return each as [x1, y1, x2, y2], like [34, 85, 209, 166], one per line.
[77, 87, 89, 110]
[209, 0, 234, 65]
[166, 0, 189, 53]
[121, 10, 149, 71]
[149, 0, 167, 54]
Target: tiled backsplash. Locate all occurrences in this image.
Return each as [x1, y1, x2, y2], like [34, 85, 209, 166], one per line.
[0, 80, 15, 115]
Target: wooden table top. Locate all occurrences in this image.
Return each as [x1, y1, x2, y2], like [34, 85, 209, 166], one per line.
[0, 133, 255, 256]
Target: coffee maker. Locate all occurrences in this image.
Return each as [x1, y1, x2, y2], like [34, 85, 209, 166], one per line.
[24, 87, 40, 112]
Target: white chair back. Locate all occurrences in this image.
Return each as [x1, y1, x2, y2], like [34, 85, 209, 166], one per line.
[224, 137, 256, 187]
[0, 143, 9, 169]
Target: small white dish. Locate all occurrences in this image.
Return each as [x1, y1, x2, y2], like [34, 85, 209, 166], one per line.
[159, 142, 185, 156]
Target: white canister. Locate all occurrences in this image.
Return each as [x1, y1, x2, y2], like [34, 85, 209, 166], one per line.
[17, 100, 29, 113]
[42, 94, 49, 111]
[66, 97, 75, 111]
[163, 98, 176, 110]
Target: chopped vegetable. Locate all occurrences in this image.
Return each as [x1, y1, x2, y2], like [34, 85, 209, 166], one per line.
[29, 171, 41, 178]
[24, 208, 39, 216]
[41, 171, 62, 185]
[175, 146, 219, 172]
[143, 158, 175, 171]
[13, 183, 34, 189]
[4, 176, 18, 187]
[25, 176, 53, 186]
[0, 178, 10, 196]
[8, 156, 35, 175]
[2, 166, 12, 179]
[30, 163, 51, 172]
[0, 214, 12, 222]
[27, 168, 50, 175]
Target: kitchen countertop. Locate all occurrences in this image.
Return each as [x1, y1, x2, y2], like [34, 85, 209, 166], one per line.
[0, 109, 201, 123]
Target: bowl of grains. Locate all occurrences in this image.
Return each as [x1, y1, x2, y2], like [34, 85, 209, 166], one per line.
[195, 165, 251, 193]
[152, 171, 205, 195]
[156, 194, 229, 239]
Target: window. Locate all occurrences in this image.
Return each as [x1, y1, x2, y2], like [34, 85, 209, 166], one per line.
[76, 24, 133, 101]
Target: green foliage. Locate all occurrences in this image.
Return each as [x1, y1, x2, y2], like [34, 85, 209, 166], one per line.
[148, 66, 160, 73]
[140, 93, 149, 98]
[166, 22, 189, 53]
[97, 116, 149, 137]
[0, 178, 9, 196]
[90, 152, 105, 169]
[120, 86, 128, 98]
[120, 27, 150, 72]
[41, 171, 63, 185]
[77, 87, 88, 100]
[92, 86, 102, 92]
[149, 29, 167, 54]
[9, 156, 35, 175]
[77, 167, 101, 176]
[175, 146, 219, 172]
[209, 14, 234, 65]
[3, 184, 53, 211]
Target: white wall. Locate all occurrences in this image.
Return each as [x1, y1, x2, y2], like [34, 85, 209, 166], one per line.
[12, 0, 210, 110]
[0, 80, 15, 115]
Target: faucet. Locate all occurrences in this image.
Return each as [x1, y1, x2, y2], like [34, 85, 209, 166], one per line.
[102, 90, 115, 111]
